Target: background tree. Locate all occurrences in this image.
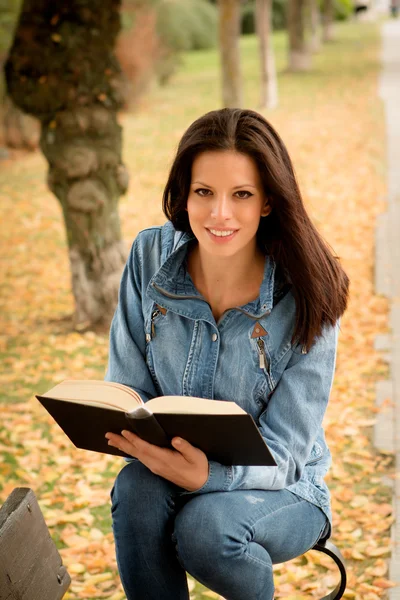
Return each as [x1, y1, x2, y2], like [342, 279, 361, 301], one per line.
[321, 0, 335, 42]
[116, 0, 218, 108]
[0, 0, 39, 151]
[5, 0, 129, 330]
[256, 0, 278, 109]
[306, 0, 321, 53]
[287, 0, 312, 71]
[218, 0, 242, 107]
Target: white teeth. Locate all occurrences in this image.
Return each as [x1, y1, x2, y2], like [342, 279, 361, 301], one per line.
[209, 229, 235, 237]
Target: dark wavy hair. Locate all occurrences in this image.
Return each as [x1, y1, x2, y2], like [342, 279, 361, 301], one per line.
[162, 108, 349, 350]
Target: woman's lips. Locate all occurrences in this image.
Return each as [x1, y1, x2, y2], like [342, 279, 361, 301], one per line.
[205, 228, 238, 243]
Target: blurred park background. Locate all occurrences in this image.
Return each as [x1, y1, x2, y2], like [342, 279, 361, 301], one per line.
[0, 1, 397, 599]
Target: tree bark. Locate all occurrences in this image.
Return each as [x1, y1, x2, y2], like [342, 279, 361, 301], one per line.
[218, 0, 242, 107]
[256, 0, 278, 109]
[3, 96, 39, 150]
[307, 0, 321, 53]
[5, 0, 128, 329]
[321, 0, 335, 42]
[287, 0, 312, 71]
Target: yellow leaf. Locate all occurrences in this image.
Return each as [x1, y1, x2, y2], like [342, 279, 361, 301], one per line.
[68, 563, 86, 574]
[61, 533, 88, 548]
[89, 527, 104, 540]
[351, 549, 365, 560]
[372, 578, 397, 589]
[83, 573, 112, 585]
[343, 590, 356, 598]
[366, 547, 391, 557]
[369, 560, 388, 577]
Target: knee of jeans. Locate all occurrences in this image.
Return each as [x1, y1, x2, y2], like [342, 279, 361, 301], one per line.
[111, 460, 171, 513]
[174, 495, 237, 572]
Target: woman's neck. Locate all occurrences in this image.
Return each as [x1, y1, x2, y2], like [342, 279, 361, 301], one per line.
[187, 242, 265, 314]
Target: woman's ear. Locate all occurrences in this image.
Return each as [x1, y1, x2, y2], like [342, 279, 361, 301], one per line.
[261, 201, 272, 217]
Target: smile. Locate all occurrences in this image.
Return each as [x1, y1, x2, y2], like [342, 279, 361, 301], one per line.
[207, 228, 237, 238]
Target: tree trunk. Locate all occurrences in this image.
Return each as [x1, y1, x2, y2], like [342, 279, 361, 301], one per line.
[218, 0, 242, 107]
[5, 0, 128, 330]
[307, 0, 321, 53]
[0, 0, 25, 150]
[256, 0, 278, 109]
[321, 0, 335, 42]
[3, 96, 40, 150]
[287, 0, 312, 71]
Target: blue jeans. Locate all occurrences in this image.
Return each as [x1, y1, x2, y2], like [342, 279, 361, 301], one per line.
[111, 461, 330, 600]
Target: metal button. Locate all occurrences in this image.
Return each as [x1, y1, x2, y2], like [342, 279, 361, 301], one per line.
[212, 333, 218, 342]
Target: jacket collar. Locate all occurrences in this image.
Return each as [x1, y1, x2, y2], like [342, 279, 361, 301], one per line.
[147, 222, 276, 321]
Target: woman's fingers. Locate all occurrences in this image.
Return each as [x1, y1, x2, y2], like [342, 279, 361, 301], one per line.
[105, 432, 138, 457]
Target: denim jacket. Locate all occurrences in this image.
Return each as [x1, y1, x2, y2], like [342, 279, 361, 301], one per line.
[105, 221, 339, 536]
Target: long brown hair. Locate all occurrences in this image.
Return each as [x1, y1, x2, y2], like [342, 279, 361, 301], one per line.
[163, 108, 349, 350]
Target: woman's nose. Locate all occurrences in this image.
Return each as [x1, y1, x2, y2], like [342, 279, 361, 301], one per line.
[210, 195, 233, 220]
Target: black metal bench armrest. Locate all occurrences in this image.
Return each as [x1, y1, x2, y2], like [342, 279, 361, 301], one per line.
[311, 540, 347, 600]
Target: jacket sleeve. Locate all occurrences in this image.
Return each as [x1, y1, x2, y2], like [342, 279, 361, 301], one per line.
[105, 237, 158, 402]
[182, 321, 339, 495]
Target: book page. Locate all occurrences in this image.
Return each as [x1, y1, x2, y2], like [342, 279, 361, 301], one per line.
[41, 380, 143, 412]
[144, 395, 246, 415]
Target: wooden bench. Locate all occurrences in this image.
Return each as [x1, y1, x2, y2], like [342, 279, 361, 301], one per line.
[0, 487, 70, 600]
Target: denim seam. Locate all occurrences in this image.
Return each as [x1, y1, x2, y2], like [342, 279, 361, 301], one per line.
[273, 339, 292, 365]
[145, 344, 162, 396]
[182, 320, 200, 396]
[242, 547, 274, 570]
[207, 337, 220, 399]
[226, 466, 233, 490]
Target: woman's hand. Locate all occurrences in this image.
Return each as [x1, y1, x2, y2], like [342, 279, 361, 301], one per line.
[105, 431, 209, 492]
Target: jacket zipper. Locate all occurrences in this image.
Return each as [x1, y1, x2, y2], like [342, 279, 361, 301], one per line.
[152, 283, 200, 302]
[151, 308, 161, 339]
[257, 338, 268, 371]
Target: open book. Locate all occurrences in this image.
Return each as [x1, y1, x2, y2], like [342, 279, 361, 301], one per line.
[36, 380, 276, 466]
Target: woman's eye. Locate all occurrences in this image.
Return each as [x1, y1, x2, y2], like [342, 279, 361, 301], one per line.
[235, 190, 253, 199]
[195, 188, 211, 197]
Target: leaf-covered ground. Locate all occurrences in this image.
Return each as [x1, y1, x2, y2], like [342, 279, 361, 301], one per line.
[0, 20, 394, 600]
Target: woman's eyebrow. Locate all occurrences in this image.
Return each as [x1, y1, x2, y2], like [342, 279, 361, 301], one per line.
[192, 181, 257, 189]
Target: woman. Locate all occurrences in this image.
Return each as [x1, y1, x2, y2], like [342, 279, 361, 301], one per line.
[105, 108, 349, 600]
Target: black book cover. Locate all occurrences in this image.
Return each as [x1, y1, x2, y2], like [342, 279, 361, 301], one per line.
[36, 396, 277, 466]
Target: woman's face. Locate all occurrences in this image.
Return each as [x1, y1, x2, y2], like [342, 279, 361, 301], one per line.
[186, 151, 271, 259]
